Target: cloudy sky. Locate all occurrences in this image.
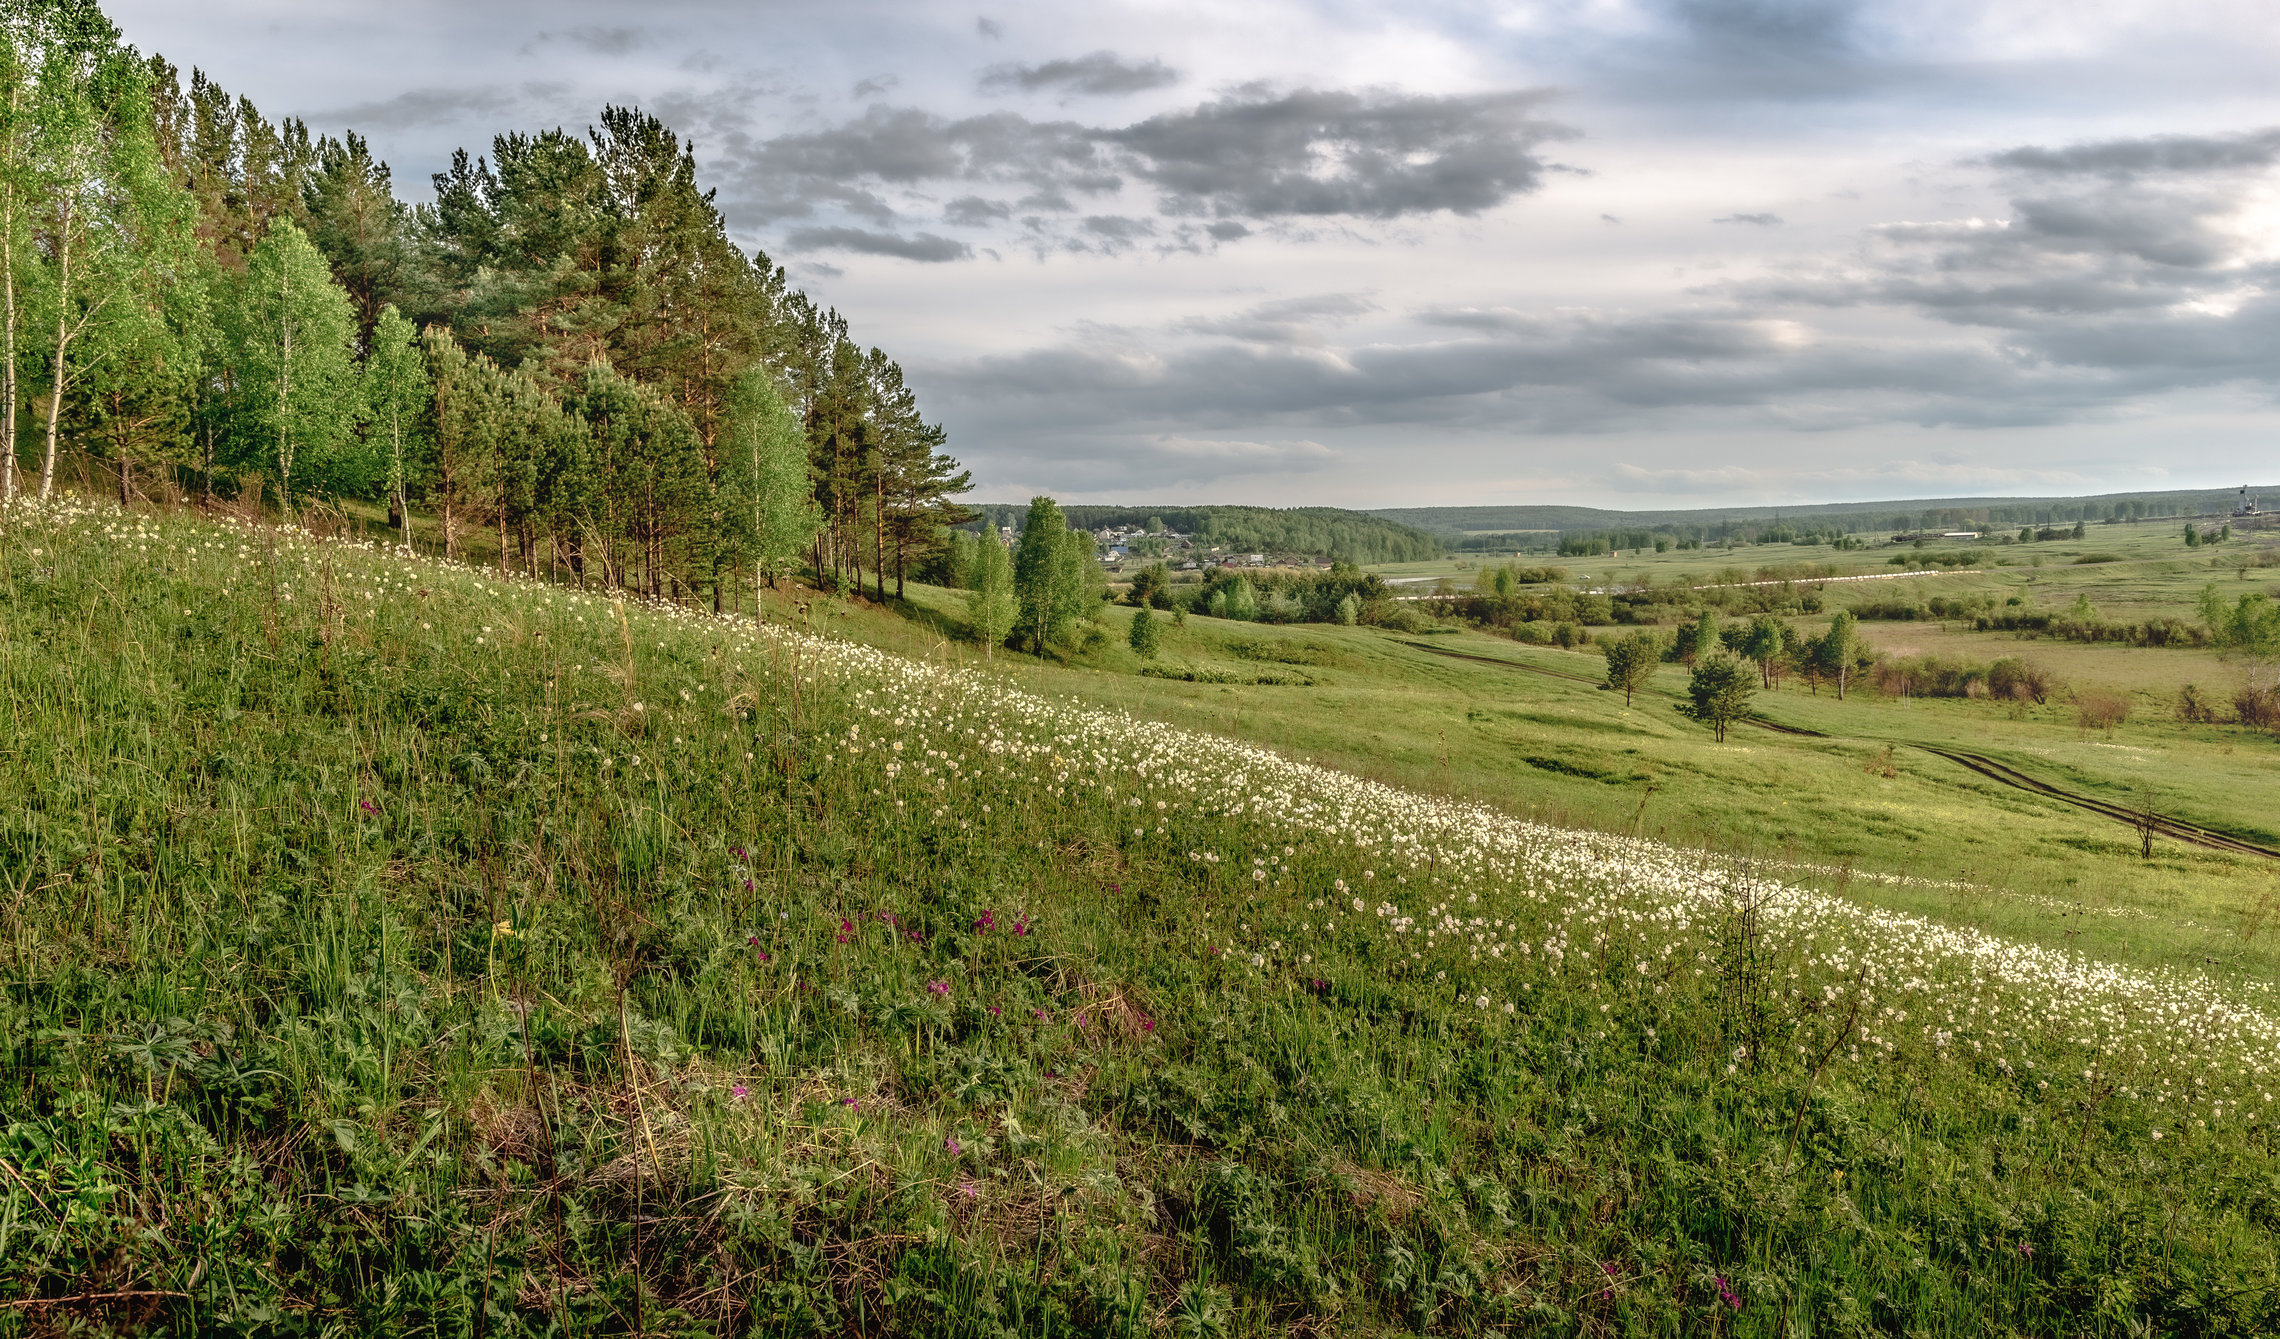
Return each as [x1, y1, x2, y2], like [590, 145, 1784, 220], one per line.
[110, 0, 2280, 507]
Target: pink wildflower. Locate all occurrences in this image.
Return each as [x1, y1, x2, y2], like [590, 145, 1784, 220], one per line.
[927, 980, 951, 997]
[732, 1084, 749, 1100]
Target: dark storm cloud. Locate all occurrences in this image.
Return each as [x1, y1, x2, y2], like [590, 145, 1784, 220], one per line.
[1107, 88, 1569, 219]
[979, 51, 1179, 96]
[711, 85, 1567, 237]
[1985, 128, 2280, 179]
[712, 105, 1109, 222]
[313, 86, 522, 130]
[782, 226, 975, 261]
[943, 194, 1011, 225]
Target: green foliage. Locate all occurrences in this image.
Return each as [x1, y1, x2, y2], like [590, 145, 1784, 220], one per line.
[1680, 653, 1758, 741]
[1127, 605, 1163, 658]
[720, 367, 821, 588]
[361, 304, 427, 544]
[228, 218, 363, 510]
[966, 533, 1015, 656]
[1599, 629, 1660, 706]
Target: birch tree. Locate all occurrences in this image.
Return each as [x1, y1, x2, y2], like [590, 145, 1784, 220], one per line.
[230, 217, 358, 514]
[361, 303, 426, 547]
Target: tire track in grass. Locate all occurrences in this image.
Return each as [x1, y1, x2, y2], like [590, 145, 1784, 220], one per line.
[1397, 639, 2280, 860]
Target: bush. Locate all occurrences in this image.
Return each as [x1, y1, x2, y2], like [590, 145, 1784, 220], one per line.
[2176, 683, 2221, 724]
[1987, 657, 2056, 704]
[2075, 690, 2130, 734]
[2237, 683, 2280, 729]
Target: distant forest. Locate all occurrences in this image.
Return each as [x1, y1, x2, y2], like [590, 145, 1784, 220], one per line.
[968, 504, 1444, 565]
[1382, 486, 2275, 549]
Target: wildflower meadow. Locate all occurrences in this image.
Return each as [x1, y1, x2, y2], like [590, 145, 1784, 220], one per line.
[3, 497, 2277, 1335]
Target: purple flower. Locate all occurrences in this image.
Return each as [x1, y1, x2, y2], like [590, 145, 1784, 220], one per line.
[755, 950, 771, 963]
[1074, 1011, 1089, 1029]
[959, 1179, 979, 1199]
[1012, 919, 1029, 936]
[908, 929, 925, 944]
[943, 1136, 962, 1156]
[358, 799, 379, 815]
[744, 878, 754, 891]
[1033, 1009, 1050, 1020]
[731, 1084, 749, 1100]
[1715, 1277, 1742, 1312]
[2017, 1243, 2034, 1258]
[841, 1097, 859, 1107]
[988, 1005, 1002, 1016]
[975, 911, 996, 933]
[927, 980, 951, 997]
[1108, 882, 1121, 894]
[747, 934, 760, 946]
[734, 847, 747, 861]
[1139, 1015, 1156, 1034]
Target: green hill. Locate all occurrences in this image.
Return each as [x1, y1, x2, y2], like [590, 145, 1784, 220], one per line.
[4, 497, 2277, 1334]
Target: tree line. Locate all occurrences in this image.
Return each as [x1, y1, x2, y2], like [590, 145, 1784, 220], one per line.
[0, 0, 971, 606]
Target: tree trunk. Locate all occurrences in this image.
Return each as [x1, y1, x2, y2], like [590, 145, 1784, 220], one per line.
[1, 150, 16, 503]
[38, 200, 73, 500]
[275, 270, 294, 518]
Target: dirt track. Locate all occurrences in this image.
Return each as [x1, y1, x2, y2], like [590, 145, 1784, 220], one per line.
[1398, 640, 2280, 861]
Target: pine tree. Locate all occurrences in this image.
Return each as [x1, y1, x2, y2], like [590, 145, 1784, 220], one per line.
[1601, 630, 1658, 706]
[303, 130, 419, 344]
[1680, 654, 1756, 742]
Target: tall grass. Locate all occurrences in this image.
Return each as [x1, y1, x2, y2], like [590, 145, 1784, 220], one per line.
[2, 497, 2277, 1336]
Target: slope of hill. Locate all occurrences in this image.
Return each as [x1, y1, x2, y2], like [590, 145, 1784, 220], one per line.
[3, 497, 2277, 1334]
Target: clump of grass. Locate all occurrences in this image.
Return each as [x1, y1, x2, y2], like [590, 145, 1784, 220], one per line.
[3, 497, 2279, 1335]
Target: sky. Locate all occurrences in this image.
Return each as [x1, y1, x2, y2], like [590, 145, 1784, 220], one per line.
[107, 0, 2280, 508]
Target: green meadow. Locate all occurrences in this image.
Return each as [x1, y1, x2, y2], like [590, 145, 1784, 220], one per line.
[6, 497, 2280, 1338]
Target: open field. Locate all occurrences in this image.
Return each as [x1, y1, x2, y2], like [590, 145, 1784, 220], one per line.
[7, 496, 2280, 1335]
[866, 582, 2280, 989]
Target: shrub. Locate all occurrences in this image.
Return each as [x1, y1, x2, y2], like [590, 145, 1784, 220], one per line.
[1987, 656, 2056, 704]
[2075, 689, 2130, 734]
[2237, 683, 2280, 729]
[2176, 683, 2221, 724]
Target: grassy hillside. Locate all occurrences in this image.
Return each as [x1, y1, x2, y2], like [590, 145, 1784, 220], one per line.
[5, 498, 2280, 1336]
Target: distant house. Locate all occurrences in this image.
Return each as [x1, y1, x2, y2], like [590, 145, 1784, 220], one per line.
[1104, 546, 1128, 561]
[1941, 531, 1980, 540]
